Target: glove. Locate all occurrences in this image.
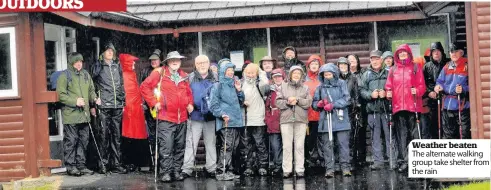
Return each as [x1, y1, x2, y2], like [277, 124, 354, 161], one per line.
[316, 100, 325, 108]
[323, 103, 334, 112]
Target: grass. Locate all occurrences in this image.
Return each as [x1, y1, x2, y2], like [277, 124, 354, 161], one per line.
[445, 181, 490, 190]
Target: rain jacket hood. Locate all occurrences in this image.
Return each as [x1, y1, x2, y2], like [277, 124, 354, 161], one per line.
[430, 42, 447, 63]
[119, 54, 147, 139]
[120, 54, 138, 72]
[385, 44, 426, 114]
[381, 51, 393, 63]
[306, 55, 324, 80]
[210, 59, 245, 130]
[394, 44, 414, 67]
[319, 63, 340, 85]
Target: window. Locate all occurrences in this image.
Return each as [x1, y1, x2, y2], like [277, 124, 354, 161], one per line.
[0, 27, 17, 97]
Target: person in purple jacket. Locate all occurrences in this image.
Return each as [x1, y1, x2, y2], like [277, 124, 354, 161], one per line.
[434, 43, 471, 139]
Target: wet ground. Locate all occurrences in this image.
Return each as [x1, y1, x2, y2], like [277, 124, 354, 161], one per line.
[57, 166, 458, 190]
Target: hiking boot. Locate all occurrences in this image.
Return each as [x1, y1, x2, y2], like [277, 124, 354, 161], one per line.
[181, 172, 191, 179]
[113, 166, 128, 174]
[98, 163, 107, 174]
[271, 168, 281, 176]
[78, 168, 94, 175]
[370, 163, 384, 170]
[398, 163, 408, 173]
[160, 173, 172, 183]
[67, 168, 82, 176]
[174, 172, 184, 181]
[216, 172, 235, 181]
[283, 172, 292, 178]
[126, 164, 136, 172]
[343, 170, 352, 177]
[244, 169, 254, 177]
[325, 171, 334, 178]
[258, 168, 268, 176]
[390, 163, 399, 171]
[296, 172, 304, 178]
[206, 170, 216, 178]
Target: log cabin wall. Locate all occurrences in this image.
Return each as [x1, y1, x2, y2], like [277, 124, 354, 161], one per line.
[466, 2, 490, 139]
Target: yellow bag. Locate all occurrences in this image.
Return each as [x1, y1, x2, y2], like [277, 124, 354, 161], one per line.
[151, 68, 164, 119]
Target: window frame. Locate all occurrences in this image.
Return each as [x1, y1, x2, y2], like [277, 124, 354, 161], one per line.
[0, 26, 18, 98]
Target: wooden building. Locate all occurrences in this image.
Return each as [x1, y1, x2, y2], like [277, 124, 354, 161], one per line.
[0, 1, 488, 182]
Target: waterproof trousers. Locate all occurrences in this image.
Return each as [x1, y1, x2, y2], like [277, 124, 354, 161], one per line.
[217, 128, 241, 174]
[368, 113, 397, 165]
[157, 120, 186, 175]
[269, 133, 282, 171]
[442, 109, 471, 139]
[393, 111, 419, 164]
[305, 121, 319, 167]
[98, 108, 124, 169]
[318, 130, 351, 172]
[241, 126, 269, 169]
[64, 123, 90, 170]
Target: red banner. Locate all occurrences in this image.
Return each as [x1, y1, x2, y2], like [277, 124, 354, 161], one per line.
[0, 0, 127, 12]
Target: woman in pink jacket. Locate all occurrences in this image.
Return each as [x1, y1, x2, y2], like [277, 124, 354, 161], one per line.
[385, 44, 426, 173]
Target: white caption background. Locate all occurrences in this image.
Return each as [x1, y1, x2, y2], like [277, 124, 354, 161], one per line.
[408, 139, 490, 178]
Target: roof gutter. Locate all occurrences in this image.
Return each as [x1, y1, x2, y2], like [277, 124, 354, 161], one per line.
[413, 2, 429, 17]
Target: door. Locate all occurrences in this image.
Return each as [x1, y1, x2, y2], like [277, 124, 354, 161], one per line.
[44, 23, 76, 173]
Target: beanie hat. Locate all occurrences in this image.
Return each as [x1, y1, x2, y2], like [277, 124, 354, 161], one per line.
[68, 52, 83, 65]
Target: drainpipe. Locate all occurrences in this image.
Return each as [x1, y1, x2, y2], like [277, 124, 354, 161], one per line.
[92, 37, 100, 60]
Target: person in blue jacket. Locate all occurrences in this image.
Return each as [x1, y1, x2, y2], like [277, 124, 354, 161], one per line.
[312, 63, 352, 178]
[434, 43, 470, 139]
[209, 59, 245, 180]
[181, 55, 218, 179]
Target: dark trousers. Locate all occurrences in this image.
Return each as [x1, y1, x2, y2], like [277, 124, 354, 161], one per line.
[241, 126, 269, 169]
[353, 108, 367, 166]
[442, 109, 471, 139]
[217, 128, 241, 174]
[305, 121, 319, 167]
[98, 108, 123, 169]
[318, 131, 351, 172]
[269, 133, 282, 171]
[144, 108, 156, 153]
[157, 120, 186, 175]
[122, 137, 149, 168]
[393, 111, 419, 164]
[421, 106, 440, 139]
[64, 123, 90, 170]
[368, 113, 397, 165]
[144, 108, 157, 167]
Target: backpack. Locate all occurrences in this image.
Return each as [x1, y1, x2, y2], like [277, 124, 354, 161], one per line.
[49, 70, 71, 91]
[201, 82, 219, 121]
[49, 69, 88, 109]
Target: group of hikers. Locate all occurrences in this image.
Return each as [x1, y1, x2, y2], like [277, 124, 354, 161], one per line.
[54, 40, 470, 183]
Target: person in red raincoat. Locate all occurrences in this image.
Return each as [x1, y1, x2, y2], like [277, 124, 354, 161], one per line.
[119, 53, 147, 172]
[385, 44, 426, 173]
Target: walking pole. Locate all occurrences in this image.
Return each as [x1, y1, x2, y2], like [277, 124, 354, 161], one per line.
[412, 87, 422, 139]
[83, 111, 107, 175]
[457, 87, 463, 139]
[326, 91, 335, 169]
[188, 119, 197, 178]
[223, 120, 228, 176]
[437, 92, 441, 139]
[292, 106, 296, 178]
[380, 98, 392, 169]
[388, 103, 394, 169]
[154, 108, 159, 183]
